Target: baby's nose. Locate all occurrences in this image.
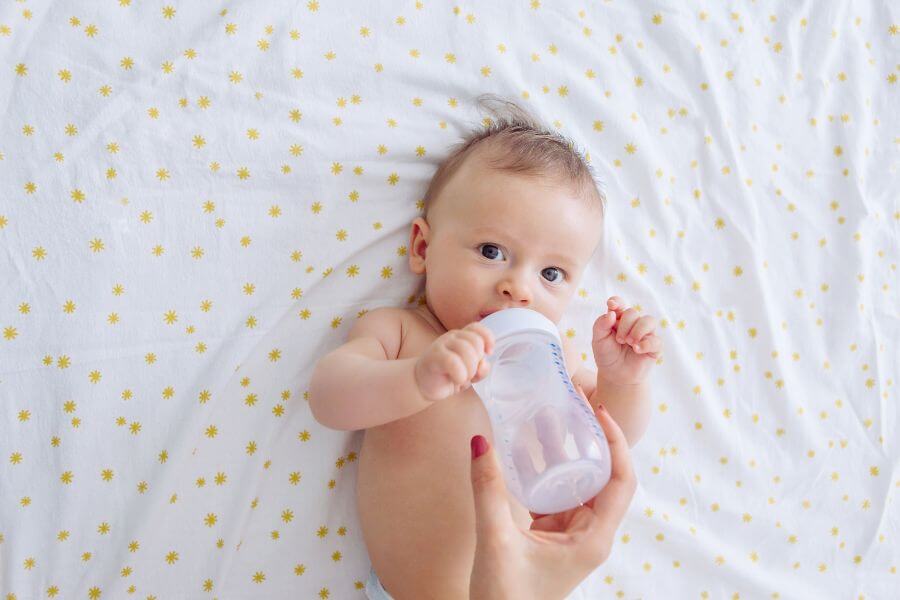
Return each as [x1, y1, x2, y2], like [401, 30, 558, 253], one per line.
[500, 282, 531, 304]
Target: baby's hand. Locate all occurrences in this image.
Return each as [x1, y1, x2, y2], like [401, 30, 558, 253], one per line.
[591, 296, 663, 386]
[414, 323, 495, 402]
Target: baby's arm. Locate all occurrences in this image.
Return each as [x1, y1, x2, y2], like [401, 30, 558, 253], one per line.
[572, 365, 651, 449]
[309, 308, 431, 431]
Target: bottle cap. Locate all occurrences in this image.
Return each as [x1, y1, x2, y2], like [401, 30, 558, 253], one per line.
[479, 308, 562, 344]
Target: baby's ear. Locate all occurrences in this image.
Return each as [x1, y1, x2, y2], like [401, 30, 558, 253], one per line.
[408, 217, 429, 274]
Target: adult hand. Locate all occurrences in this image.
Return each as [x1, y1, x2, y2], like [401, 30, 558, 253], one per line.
[468, 394, 637, 600]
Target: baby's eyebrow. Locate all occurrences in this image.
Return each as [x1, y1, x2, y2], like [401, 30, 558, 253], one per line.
[547, 252, 577, 267]
[473, 225, 510, 237]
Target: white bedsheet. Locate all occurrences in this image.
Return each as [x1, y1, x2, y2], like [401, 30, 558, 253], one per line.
[2, 1, 898, 598]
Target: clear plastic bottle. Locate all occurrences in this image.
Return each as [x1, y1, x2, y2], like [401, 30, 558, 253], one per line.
[472, 308, 611, 515]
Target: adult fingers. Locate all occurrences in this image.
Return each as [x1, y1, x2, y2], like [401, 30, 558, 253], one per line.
[534, 405, 570, 467]
[578, 405, 637, 554]
[513, 434, 540, 491]
[470, 435, 516, 543]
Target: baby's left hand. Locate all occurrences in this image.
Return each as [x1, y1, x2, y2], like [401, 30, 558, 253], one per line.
[591, 296, 662, 386]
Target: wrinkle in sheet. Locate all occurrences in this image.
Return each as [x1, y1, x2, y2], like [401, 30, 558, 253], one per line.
[2, 2, 897, 599]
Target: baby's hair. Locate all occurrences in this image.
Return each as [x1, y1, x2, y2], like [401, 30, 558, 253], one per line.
[422, 93, 607, 220]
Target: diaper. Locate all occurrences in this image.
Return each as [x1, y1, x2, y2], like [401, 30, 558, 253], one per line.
[364, 565, 591, 599]
[365, 566, 395, 600]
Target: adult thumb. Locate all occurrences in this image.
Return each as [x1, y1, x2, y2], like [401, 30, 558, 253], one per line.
[470, 435, 515, 538]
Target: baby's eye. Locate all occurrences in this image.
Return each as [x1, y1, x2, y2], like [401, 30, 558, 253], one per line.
[542, 267, 565, 284]
[479, 243, 505, 261]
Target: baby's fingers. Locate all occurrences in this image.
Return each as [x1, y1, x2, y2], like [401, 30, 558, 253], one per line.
[624, 315, 657, 346]
[445, 337, 481, 383]
[592, 311, 618, 342]
[436, 345, 471, 389]
[463, 322, 495, 355]
[457, 329, 492, 359]
[633, 333, 662, 358]
[471, 356, 491, 383]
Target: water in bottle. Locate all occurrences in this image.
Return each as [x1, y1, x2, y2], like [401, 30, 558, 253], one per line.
[472, 308, 611, 515]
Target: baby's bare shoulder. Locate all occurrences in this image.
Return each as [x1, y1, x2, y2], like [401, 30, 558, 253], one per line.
[343, 307, 406, 360]
[559, 333, 586, 377]
[364, 306, 434, 359]
[395, 306, 446, 359]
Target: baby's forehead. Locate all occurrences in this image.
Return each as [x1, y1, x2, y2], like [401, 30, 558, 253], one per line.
[456, 180, 596, 220]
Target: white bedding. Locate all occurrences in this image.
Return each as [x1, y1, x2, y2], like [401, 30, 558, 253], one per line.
[2, 1, 898, 598]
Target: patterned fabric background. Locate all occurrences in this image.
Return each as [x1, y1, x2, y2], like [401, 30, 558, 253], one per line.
[1, 1, 897, 598]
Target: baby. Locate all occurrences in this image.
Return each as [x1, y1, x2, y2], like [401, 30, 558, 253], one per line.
[310, 96, 662, 599]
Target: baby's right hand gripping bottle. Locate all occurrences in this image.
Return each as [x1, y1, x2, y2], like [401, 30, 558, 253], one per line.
[472, 308, 611, 515]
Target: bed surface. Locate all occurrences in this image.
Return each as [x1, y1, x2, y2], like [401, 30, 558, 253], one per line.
[1, 1, 897, 598]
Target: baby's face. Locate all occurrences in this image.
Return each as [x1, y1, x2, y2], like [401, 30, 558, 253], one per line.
[409, 154, 604, 331]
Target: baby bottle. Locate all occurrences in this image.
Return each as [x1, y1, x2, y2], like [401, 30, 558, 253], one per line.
[472, 308, 611, 515]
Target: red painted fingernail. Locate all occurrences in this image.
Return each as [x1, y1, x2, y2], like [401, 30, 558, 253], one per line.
[471, 435, 489, 460]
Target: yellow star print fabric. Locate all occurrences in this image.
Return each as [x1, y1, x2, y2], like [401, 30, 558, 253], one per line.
[1, 1, 898, 599]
